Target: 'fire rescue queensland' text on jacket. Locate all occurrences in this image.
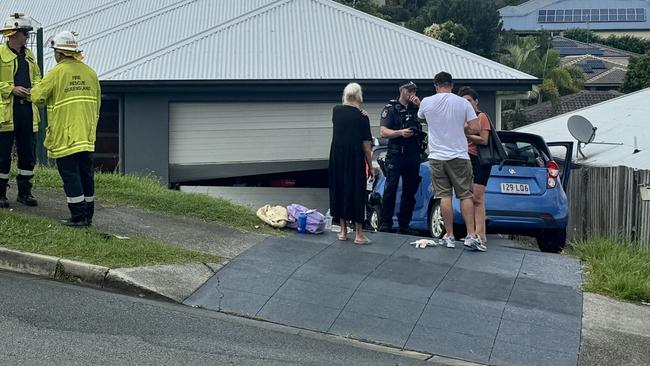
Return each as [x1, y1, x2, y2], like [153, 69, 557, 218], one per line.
[30, 58, 100, 159]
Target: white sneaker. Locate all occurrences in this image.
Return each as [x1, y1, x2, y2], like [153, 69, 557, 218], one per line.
[466, 236, 487, 252]
[443, 236, 456, 248]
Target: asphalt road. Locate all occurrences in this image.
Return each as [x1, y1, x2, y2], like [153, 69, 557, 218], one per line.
[0, 271, 429, 366]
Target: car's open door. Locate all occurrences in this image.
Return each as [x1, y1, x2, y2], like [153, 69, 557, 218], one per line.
[547, 141, 574, 192]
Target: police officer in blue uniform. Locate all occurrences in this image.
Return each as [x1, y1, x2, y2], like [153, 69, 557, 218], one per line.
[378, 81, 423, 234]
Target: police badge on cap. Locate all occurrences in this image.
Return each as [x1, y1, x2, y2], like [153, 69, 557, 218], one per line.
[398, 80, 417, 91]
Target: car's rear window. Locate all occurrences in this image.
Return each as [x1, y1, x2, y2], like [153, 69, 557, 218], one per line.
[500, 140, 549, 167]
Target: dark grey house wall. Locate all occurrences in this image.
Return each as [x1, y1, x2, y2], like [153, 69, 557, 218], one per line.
[477, 91, 496, 122]
[111, 82, 517, 185]
[122, 93, 170, 183]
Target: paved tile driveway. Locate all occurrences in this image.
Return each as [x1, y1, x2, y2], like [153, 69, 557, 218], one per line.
[185, 232, 582, 366]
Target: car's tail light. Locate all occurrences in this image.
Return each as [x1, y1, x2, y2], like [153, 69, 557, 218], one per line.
[547, 161, 560, 188]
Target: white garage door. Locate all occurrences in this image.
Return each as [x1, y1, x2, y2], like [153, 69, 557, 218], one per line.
[169, 102, 385, 166]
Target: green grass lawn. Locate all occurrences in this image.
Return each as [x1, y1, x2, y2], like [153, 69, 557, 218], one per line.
[0, 210, 220, 268]
[31, 165, 281, 235]
[568, 237, 650, 303]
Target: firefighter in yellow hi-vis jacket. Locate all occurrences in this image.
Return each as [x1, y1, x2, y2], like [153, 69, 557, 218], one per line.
[0, 13, 42, 208]
[31, 31, 100, 227]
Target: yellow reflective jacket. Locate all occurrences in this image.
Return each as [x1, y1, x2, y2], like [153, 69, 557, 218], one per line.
[30, 58, 100, 159]
[0, 43, 42, 132]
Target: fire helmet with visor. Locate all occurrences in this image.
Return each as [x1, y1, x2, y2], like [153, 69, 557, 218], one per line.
[2, 13, 33, 37]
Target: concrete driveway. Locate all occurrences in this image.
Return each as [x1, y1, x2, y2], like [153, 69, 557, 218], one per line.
[185, 231, 583, 365]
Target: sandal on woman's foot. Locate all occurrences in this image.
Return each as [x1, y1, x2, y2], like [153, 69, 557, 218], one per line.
[338, 233, 347, 241]
[354, 238, 372, 245]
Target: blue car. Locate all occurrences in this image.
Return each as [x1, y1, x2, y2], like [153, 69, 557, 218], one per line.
[368, 131, 573, 253]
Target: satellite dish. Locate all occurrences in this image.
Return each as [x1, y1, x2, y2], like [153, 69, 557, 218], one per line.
[568, 115, 596, 144]
[567, 115, 623, 159]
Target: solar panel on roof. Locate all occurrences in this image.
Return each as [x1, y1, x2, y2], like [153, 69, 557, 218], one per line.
[585, 60, 606, 69]
[558, 47, 604, 56]
[552, 40, 578, 48]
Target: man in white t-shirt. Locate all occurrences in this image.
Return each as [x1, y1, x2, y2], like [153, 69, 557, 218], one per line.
[417, 72, 485, 251]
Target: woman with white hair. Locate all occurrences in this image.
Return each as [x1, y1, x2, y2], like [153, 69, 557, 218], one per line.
[328, 82, 374, 244]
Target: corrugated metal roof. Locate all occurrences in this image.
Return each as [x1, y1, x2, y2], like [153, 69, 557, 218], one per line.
[516, 88, 650, 170]
[499, 0, 562, 16]
[2, 0, 536, 82]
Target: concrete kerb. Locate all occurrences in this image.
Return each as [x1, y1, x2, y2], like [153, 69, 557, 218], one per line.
[0, 246, 170, 301]
[0, 247, 59, 277]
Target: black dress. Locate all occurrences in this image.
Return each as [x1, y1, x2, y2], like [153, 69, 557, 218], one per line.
[328, 105, 372, 223]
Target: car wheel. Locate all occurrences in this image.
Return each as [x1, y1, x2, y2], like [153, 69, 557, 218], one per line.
[428, 201, 445, 239]
[536, 229, 567, 253]
[369, 205, 381, 232]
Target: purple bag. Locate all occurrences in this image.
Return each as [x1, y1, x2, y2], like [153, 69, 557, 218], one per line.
[286, 204, 325, 234]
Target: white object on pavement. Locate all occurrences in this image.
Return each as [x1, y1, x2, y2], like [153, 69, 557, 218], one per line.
[409, 239, 438, 249]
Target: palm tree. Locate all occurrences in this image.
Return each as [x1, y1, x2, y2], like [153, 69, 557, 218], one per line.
[499, 37, 540, 73]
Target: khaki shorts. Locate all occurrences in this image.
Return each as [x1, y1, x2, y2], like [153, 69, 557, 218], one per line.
[429, 158, 474, 199]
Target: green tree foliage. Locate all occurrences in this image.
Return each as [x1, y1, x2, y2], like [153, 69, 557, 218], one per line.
[498, 36, 560, 78]
[602, 34, 650, 55]
[622, 53, 650, 93]
[538, 78, 560, 111]
[563, 28, 600, 43]
[381, 0, 430, 23]
[548, 66, 584, 95]
[564, 28, 650, 55]
[423, 21, 469, 49]
[501, 107, 529, 130]
[498, 35, 585, 119]
[407, 0, 503, 58]
[493, 0, 528, 7]
[335, 0, 387, 19]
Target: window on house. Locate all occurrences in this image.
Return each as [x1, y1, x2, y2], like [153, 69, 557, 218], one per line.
[591, 9, 599, 21]
[600, 9, 609, 22]
[636, 8, 645, 22]
[547, 9, 555, 22]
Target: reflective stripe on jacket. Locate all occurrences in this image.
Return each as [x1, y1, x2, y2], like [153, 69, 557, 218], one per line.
[0, 43, 42, 132]
[30, 58, 100, 159]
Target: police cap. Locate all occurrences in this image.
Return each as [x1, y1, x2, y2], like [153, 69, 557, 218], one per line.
[398, 80, 417, 91]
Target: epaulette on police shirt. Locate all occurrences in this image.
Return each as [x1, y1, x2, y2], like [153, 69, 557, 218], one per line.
[381, 100, 399, 119]
[385, 99, 399, 108]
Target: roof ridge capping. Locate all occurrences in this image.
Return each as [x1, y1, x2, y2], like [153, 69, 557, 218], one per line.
[104, 0, 537, 80]
[565, 54, 628, 68]
[523, 89, 622, 112]
[587, 66, 627, 83]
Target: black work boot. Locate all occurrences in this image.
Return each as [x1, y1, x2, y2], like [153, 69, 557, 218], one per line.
[61, 219, 90, 228]
[61, 202, 89, 228]
[85, 201, 94, 225]
[16, 178, 38, 207]
[0, 184, 8, 208]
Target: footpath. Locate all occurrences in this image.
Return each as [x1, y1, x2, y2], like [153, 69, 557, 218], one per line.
[1, 188, 649, 365]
